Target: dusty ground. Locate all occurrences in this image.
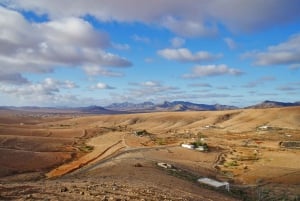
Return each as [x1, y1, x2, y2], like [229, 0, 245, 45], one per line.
[0, 107, 300, 200]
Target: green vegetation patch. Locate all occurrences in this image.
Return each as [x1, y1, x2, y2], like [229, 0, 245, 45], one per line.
[190, 138, 209, 151]
[79, 145, 94, 153]
[135, 129, 149, 136]
[224, 160, 238, 167]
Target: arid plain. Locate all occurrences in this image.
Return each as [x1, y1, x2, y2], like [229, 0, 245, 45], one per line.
[0, 107, 299, 200]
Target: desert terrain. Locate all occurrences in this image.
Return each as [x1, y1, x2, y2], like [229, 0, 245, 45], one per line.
[0, 107, 300, 200]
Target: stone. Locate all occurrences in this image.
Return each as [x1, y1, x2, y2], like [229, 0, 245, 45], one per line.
[134, 163, 143, 167]
[60, 187, 68, 192]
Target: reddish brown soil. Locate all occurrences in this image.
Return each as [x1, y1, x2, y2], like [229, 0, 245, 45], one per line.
[1, 107, 300, 200]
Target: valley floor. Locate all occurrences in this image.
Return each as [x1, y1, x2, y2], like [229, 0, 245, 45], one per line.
[0, 107, 300, 200]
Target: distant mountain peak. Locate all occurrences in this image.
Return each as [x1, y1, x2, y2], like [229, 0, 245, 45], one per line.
[247, 100, 300, 109]
[106, 101, 238, 112]
[105, 101, 155, 111]
[2, 100, 299, 114]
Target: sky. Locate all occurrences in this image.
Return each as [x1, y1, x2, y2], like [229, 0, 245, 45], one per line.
[0, 0, 300, 107]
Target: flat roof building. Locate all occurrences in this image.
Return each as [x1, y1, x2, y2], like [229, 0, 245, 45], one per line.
[197, 178, 230, 191]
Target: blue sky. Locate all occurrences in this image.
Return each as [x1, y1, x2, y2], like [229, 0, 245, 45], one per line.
[0, 0, 300, 107]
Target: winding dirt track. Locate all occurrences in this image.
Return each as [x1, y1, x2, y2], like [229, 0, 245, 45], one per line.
[46, 132, 126, 178]
[1, 107, 300, 200]
[70, 144, 179, 176]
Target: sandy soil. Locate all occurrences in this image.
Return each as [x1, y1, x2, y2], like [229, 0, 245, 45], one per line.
[46, 132, 126, 178]
[1, 107, 300, 200]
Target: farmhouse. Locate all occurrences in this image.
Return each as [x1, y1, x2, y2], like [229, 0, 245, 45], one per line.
[181, 144, 195, 149]
[197, 178, 230, 191]
[181, 142, 208, 152]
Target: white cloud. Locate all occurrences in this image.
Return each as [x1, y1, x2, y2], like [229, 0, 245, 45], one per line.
[224, 37, 237, 50]
[63, 80, 78, 89]
[170, 37, 185, 48]
[0, 6, 131, 81]
[92, 82, 115, 90]
[126, 81, 180, 100]
[0, 78, 79, 105]
[141, 81, 161, 87]
[4, 0, 300, 36]
[183, 64, 243, 78]
[243, 33, 300, 66]
[43, 17, 109, 48]
[82, 66, 124, 77]
[0, 78, 77, 95]
[157, 48, 222, 63]
[161, 16, 218, 37]
[0, 73, 29, 85]
[43, 78, 78, 90]
[209, 0, 300, 33]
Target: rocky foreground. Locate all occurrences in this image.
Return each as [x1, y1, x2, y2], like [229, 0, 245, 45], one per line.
[0, 178, 238, 201]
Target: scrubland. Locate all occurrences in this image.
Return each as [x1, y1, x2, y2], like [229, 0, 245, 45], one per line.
[0, 107, 299, 200]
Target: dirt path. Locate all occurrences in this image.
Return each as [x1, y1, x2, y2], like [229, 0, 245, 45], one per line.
[69, 144, 178, 176]
[46, 132, 125, 178]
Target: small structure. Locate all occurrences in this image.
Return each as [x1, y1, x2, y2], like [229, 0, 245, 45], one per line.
[181, 142, 208, 152]
[197, 178, 230, 191]
[203, 125, 217, 129]
[195, 146, 205, 151]
[157, 162, 173, 169]
[279, 141, 300, 149]
[133, 130, 148, 137]
[258, 125, 269, 130]
[181, 144, 194, 149]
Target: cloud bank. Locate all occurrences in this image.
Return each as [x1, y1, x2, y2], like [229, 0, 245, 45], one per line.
[183, 64, 243, 78]
[0, 6, 131, 83]
[158, 48, 222, 63]
[3, 0, 300, 36]
[243, 33, 300, 67]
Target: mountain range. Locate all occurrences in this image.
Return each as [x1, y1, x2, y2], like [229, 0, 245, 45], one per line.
[1, 100, 299, 114]
[105, 101, 238, 112]
[246, 100, 300, 109]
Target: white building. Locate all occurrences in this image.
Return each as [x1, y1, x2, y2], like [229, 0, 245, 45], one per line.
[181, 144, 194, 149]
[157, 162, 173, 169]
[258, 125, 269, 130]
[197, 178, 230, 191]
[195, 146, 205, 151]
